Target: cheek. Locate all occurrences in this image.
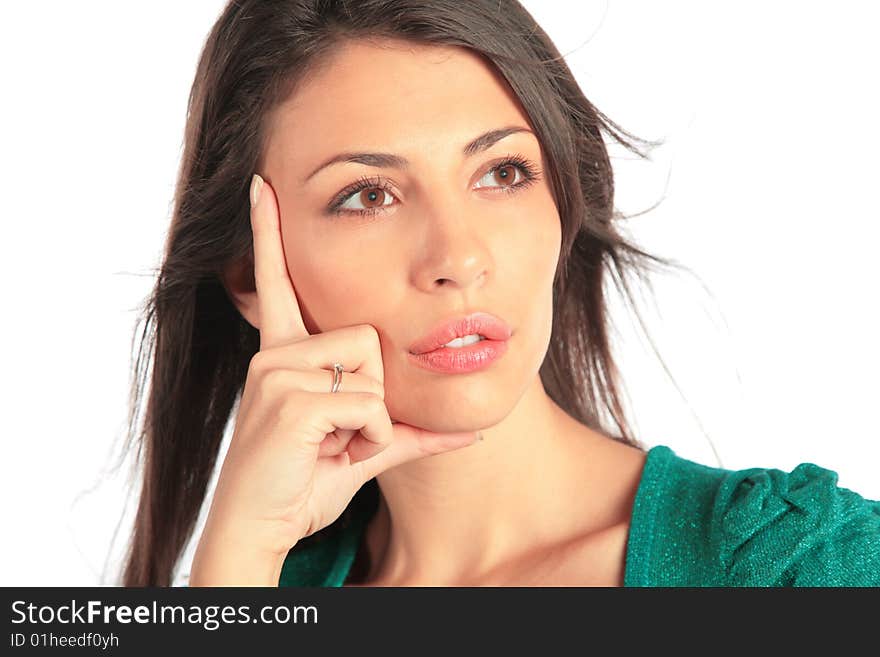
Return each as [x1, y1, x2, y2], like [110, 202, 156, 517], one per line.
[502, 200, 561, 345]
[283, 231, 394, 334]
[507, 198, 561, 286]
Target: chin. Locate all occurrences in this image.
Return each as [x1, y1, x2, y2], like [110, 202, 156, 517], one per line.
[388, 393, 512, 434]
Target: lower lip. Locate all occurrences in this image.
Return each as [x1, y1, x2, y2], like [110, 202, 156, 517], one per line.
[408, 339, 509, 374]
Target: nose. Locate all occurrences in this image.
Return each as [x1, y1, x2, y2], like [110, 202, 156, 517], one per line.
[410, 191, 493, 293]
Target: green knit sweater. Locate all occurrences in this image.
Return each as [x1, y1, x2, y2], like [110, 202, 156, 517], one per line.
[277, 444, 880, 586]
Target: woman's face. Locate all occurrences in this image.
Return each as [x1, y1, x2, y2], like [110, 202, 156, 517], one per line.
[261, 39, 561, 432]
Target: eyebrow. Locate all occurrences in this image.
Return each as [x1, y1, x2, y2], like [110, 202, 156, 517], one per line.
[302, 125, 535, 183]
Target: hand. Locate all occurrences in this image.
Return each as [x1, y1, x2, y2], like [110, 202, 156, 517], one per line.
[189, 174, 480, 585]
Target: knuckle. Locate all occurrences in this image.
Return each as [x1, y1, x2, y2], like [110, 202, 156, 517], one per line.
[276, 390, 315, 427]
[250, 372, 287, 412]
[261, 368, 290, 391]
[357, 390, 384, 410]
[369, 377, 386, 400]
[358, 323, 381, 348]
[277, 396, 304, 425]
[247, 351, 268, 377]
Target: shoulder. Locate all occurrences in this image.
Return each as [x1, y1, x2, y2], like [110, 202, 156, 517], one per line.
[711, 456, 880, 586]
[627, 445, 880, 586]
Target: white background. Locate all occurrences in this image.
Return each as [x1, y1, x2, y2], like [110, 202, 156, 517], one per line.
[0, 1, 876, 585]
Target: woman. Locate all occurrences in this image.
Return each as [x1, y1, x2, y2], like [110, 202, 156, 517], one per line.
[120, 0, 879, 586]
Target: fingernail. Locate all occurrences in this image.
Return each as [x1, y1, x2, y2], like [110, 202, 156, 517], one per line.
[250, 173, 264, 208]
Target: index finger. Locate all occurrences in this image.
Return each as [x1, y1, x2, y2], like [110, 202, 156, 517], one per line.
[249, 173, 309, 349]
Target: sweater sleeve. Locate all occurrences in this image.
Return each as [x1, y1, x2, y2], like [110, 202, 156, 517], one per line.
[712, 461, 880, 586]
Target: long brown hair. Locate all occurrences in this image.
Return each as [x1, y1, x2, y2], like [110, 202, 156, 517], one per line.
[120, 0, 682, 586]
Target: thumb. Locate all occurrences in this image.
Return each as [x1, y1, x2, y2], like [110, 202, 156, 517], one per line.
[355, 422, 482, 483]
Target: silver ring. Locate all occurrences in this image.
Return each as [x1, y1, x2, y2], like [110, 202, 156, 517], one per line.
[330, 362, 344, 393]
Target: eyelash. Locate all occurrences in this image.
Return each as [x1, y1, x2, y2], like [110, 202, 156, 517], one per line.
[327, 153, 542, 218]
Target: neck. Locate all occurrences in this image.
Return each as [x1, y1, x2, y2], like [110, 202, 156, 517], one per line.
[365, 375, 628, 584]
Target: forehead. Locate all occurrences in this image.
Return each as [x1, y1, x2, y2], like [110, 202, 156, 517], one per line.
[263, 39, 534, 175]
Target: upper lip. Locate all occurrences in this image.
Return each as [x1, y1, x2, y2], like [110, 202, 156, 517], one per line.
[408, 311, 512, 355]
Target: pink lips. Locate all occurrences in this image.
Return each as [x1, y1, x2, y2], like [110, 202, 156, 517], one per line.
[408, 311, 512, 355]
[407, 338, 509, 374]
[407, 311, 512, 374]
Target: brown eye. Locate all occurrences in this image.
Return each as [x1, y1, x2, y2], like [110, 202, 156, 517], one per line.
[474, 159, 533, 191]
[332, 178, 397, 215]
[329, 156, 540, 218]
[493, 164, 518, 187]
[359, 188, 388, 208]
